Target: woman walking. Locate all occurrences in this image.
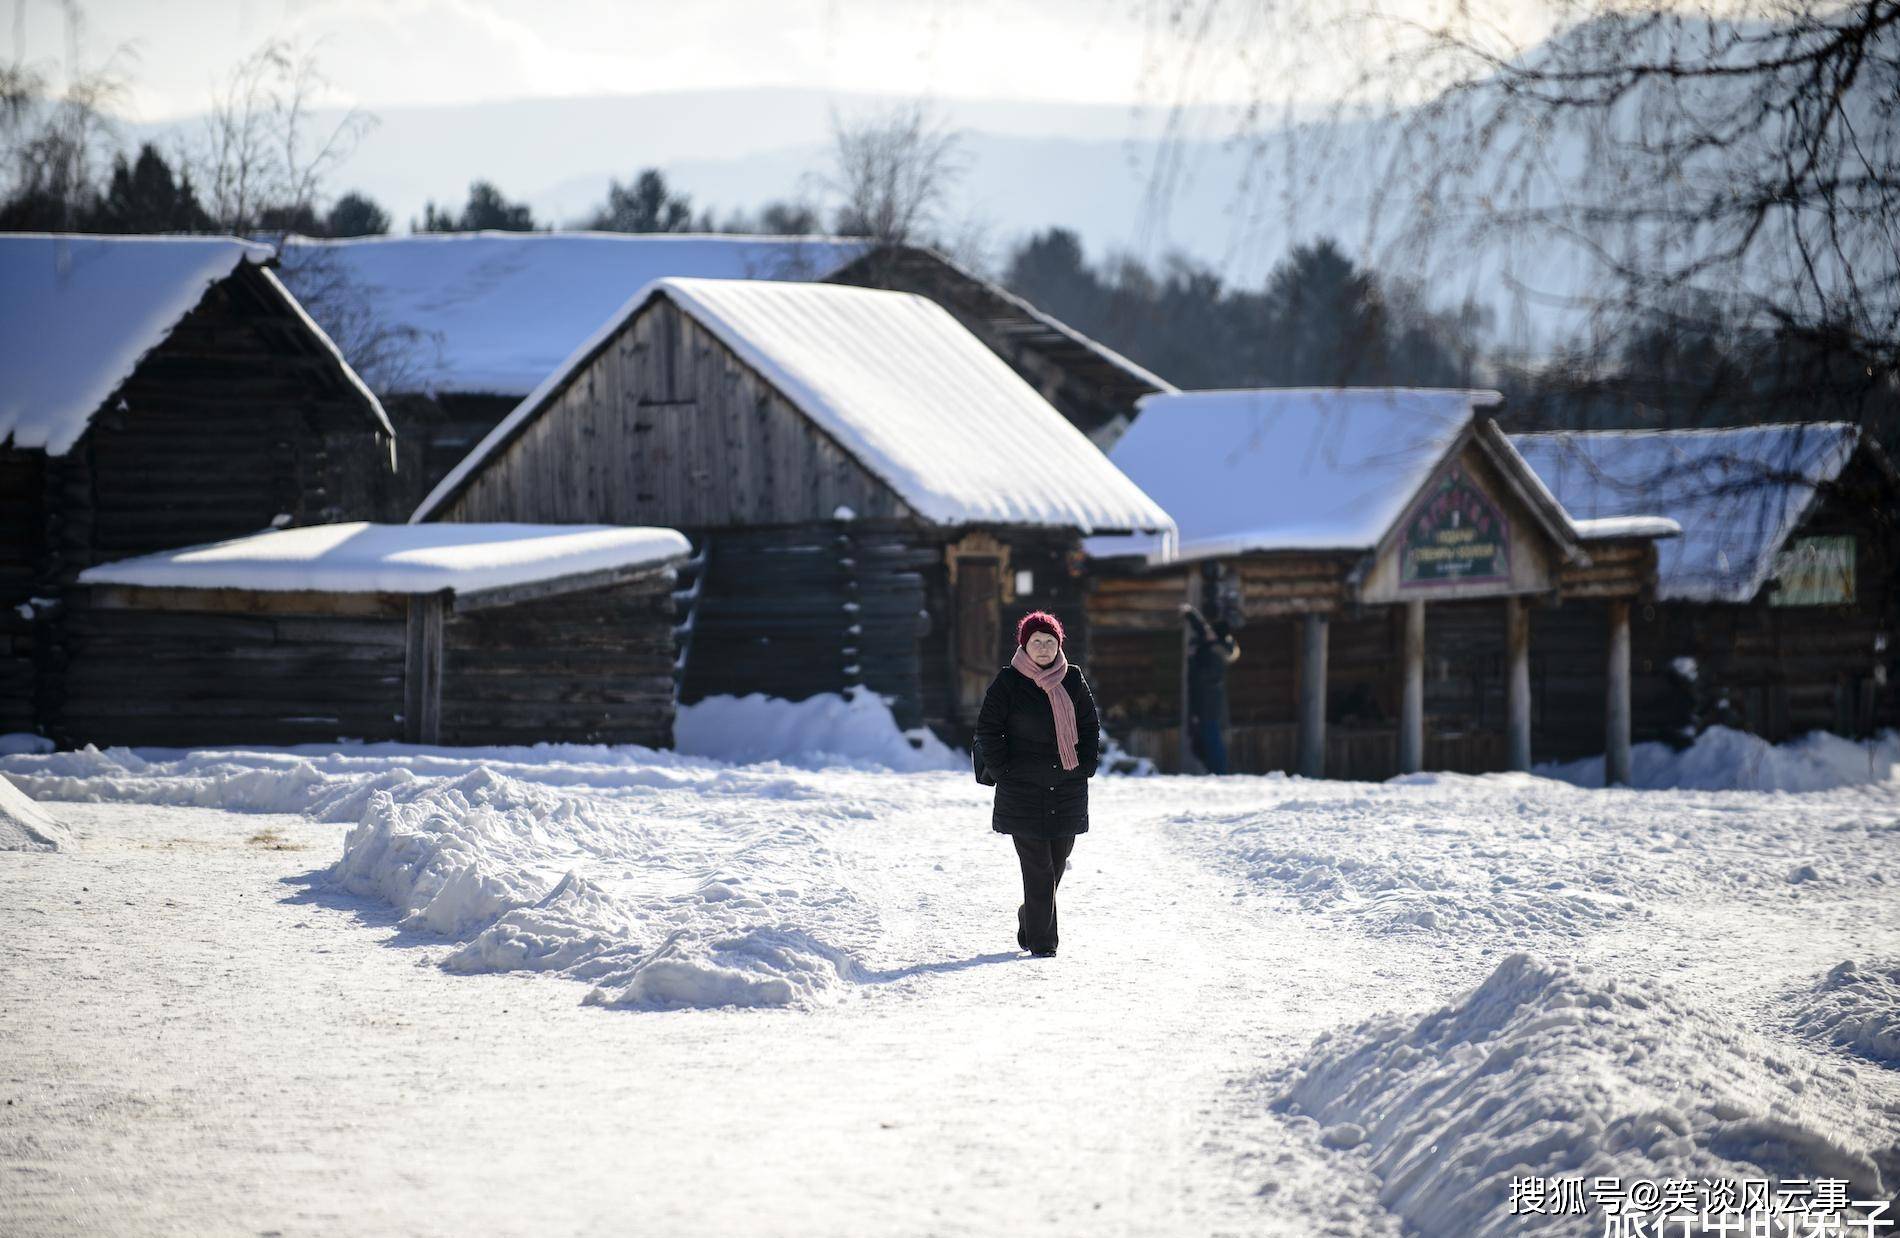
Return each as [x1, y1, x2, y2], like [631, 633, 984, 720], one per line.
[973, 610, 1101, 957]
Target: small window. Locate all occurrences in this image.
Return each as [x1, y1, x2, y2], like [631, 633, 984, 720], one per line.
[1014, 569, 1034, 596]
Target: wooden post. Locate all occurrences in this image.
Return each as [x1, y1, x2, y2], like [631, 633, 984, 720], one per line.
[1298, 612, 1328, 778]
[1605, 599, 1633, 786]
[1506, 595, 1532, 771]
[404, 592, 445, 745]
[1399, 599, 1425, 774]
[1179, 572, 1202, 774]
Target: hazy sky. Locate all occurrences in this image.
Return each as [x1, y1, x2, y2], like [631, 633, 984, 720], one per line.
[14, 0, 1562, 121]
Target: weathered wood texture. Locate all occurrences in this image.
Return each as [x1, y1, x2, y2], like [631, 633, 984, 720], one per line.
[428, 291, 1099, 748]
[6, 263, 395, 741]
[50, 592, 409, 748]
[682, 523, 932, 727]
[49, 572, 680, 749]
[438, 300, 913, 529]
[824, 246, 1166, 444]
[0, 449, 43, 732]
[378, 393, 515, 520]
[440, 570, 679, 747]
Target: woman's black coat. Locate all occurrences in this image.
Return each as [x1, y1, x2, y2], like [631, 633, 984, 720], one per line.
[973, 662, 1101, 838]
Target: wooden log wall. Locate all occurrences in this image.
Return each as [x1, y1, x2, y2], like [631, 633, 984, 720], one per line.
[50, 589, 409, 748]
[683, 522, 933, 729]
[440, 571, 680, 747]
[0, 449, 43, 733]
[8, 264, 395, 740]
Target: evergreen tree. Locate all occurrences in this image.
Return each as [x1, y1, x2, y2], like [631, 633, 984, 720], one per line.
[85, 144, 213, 233]
[324, 191, 391, 237]
[589, 169, 697, 233]
[419, 180, 536, 232]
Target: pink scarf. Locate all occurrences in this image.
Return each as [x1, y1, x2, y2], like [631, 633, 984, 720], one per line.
[1011, 645, 1079, 770]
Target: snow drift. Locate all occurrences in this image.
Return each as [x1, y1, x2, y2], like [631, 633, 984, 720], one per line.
[1792, 959, 1900, 1068]
[328, 766, 874, 1009]
[673, 688, 962, 772]
[1538, 726, 1900, 792]
[0, 772, 68, 852]
[1275, 953, 1890, 1237]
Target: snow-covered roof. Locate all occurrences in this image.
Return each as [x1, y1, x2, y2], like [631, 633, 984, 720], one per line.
[1084, 388, 1516, 562]
[1, 235, 278, 454]
[79, 522, 691, 596]
[278, 231, 869, 397]
[1511, 424, 1862, 603]
[1571, 515, 1683, 541]
[414, 277, 1176, 534]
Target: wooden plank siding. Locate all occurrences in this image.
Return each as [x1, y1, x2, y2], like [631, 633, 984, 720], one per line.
[438, 301, 912, 530]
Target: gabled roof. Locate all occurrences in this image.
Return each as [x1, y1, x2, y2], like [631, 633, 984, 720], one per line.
[279, 231, 869, 396]
[413, 277, 1175, 535]
[80, 521, 690, 596]
[824, 245, 1176, 434]
[0, 234, 391, 454]
[1085, 387, 1575, 565]
[1511, 424, 1865, 602]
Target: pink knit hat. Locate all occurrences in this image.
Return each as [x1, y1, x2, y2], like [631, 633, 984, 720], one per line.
[1015, 610, 1066, 649]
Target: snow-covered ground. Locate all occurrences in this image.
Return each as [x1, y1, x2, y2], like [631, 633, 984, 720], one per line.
[3, 722, 1897, 1236]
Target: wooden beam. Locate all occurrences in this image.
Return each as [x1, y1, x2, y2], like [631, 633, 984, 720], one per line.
[1178, 572, 1201, 774]
[1605, 599, 1633, 786]
[404, 592, 446, 744]
[1400, 599, 1425, 774]
[1298, 612, 1328, 778]
[450, 560, 681, 613]
[1506, 595, 1532, 771]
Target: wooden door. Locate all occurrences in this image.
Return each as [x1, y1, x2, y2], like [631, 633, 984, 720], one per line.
[954, 557, 1002, 722]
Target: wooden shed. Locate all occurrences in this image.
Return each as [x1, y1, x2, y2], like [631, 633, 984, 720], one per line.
[1, 234, 398, 738]
[1085, 389, 1678, 783]
[1514, 425, 1900, 752]
[278, 232, 1172, 516]
[411, 276, 1173, 744]
[59, 522, 690, 749]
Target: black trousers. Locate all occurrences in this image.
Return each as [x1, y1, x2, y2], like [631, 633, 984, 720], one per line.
[1013, 834, 1076, 952]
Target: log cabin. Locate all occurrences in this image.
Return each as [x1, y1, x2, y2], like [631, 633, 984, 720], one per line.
[1084, 389, 1680, 783]
[410, 276, 1174, 744]
[1513, 425, 1900, 755]
[0, 234, 397, 739]
[277, 231, 1171, 516]
[61, 522, 689, 748]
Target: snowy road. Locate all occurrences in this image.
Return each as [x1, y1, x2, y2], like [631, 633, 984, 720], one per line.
[3, 745, 1898, 1236]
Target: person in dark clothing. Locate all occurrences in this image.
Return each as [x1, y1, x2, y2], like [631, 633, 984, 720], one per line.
[1181, 603, 1240, 775]
[972, 609, 1100, 957]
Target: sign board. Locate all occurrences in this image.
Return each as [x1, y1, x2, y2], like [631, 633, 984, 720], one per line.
[1771, 534, 1856, 606]
[1400, 466, 1511, 588]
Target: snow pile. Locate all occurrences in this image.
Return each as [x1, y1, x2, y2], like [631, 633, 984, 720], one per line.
[330, 766, 873, 1009]
[674, 689, 963, 772]
[1275, 953, 1888, 1237]
[1792, 960, 1900, 1067]
[0, 235, 273, 454]
[79, 521, 689, 595]
[1538, 727, 1900, 792]
[0, 772, 68, 852]
[417, 277, 1176, 534]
